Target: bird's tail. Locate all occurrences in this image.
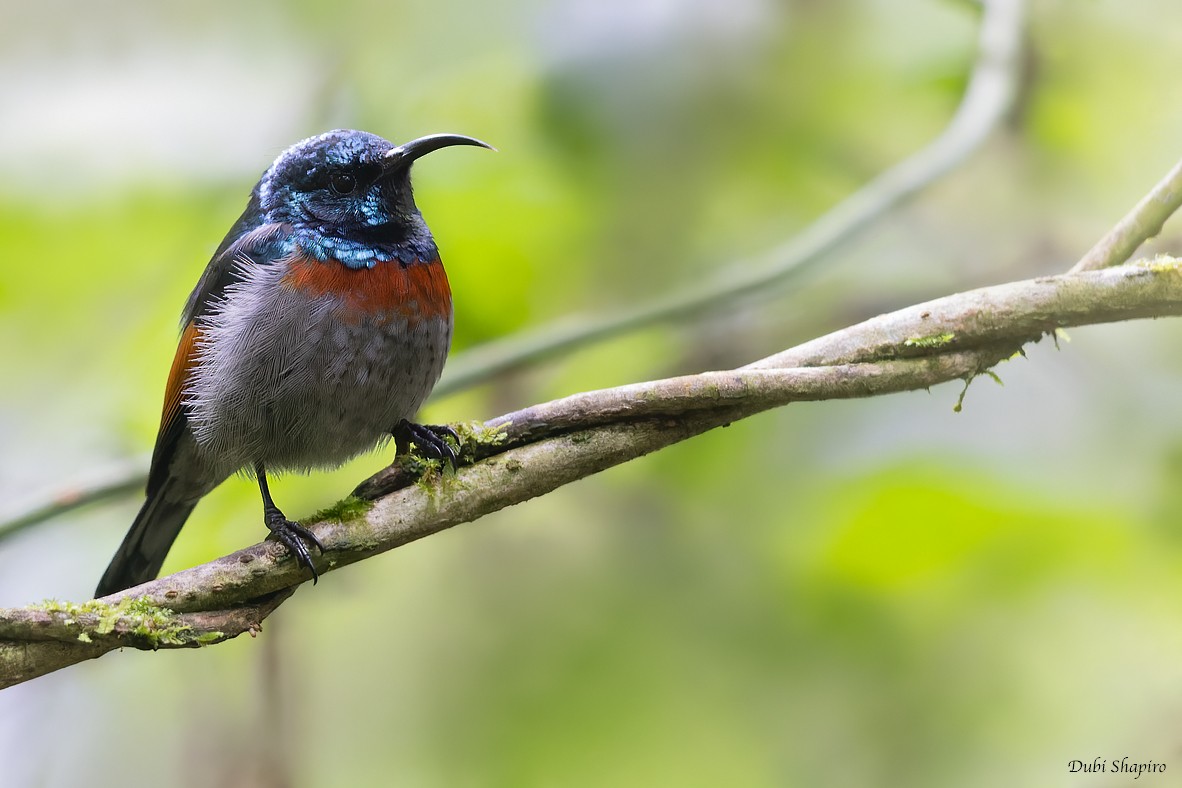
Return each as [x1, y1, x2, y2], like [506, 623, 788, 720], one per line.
[94, 485, 196, 598]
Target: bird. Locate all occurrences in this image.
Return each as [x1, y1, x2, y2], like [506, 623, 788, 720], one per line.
[95, 129, 492, 598]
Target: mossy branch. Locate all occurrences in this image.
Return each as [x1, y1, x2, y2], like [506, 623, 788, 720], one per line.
[3, 252, 1182, 688]
[7, 0, 1182, 689]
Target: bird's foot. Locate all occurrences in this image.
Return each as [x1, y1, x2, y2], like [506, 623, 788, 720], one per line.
[264, 507, 325, 584]
[393, 419, 460, 469]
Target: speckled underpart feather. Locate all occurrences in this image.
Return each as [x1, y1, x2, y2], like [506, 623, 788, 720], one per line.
[185, 253, 452, 474]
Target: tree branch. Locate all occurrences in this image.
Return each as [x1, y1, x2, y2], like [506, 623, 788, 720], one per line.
[1069, 158, 1182, 273]
[0, 0, 1028, 539]
[6, 0, 1180, 692]
[3, 252, 1182, 689]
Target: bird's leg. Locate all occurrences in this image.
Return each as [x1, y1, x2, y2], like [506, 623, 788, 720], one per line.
[392, 419, 460, 469]
[255, 462, 324, 583]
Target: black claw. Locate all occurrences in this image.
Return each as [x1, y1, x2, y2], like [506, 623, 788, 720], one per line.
[255, 461, 323, 584]
[264, 508, 323, 584]
[429, 423, 460, 446]
[393, 419, 460, 468]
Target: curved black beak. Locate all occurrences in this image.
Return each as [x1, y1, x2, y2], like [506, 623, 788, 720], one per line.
[383, 133, 495, 170]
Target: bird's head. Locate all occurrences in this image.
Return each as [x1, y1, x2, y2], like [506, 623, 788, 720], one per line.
[254, 129, 492, 263]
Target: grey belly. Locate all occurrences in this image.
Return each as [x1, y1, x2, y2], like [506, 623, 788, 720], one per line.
[184, 275, 451, 474]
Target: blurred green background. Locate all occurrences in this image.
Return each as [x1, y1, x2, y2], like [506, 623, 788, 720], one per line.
[4, 0, 1182, 786]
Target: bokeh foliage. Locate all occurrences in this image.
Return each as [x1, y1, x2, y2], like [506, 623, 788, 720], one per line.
[3, 0, 1182, 786]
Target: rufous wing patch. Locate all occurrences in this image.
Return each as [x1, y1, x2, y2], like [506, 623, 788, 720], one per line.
[160, 320, 201, 433]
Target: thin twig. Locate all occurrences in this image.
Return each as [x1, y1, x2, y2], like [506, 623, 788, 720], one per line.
[1070, 158, 1182, 273]
[0, 459, 147, 542]
[435, 0, 1026, 393]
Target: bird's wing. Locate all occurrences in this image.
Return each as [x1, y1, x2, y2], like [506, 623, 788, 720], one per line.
[181, 219, 291, 323]
[147, 221, 293, 496]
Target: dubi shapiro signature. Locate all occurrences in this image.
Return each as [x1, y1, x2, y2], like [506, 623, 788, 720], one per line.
[1069, 757, 1166, 780]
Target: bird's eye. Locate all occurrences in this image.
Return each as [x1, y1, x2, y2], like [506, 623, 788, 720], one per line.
[329, 171, 357, 195]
